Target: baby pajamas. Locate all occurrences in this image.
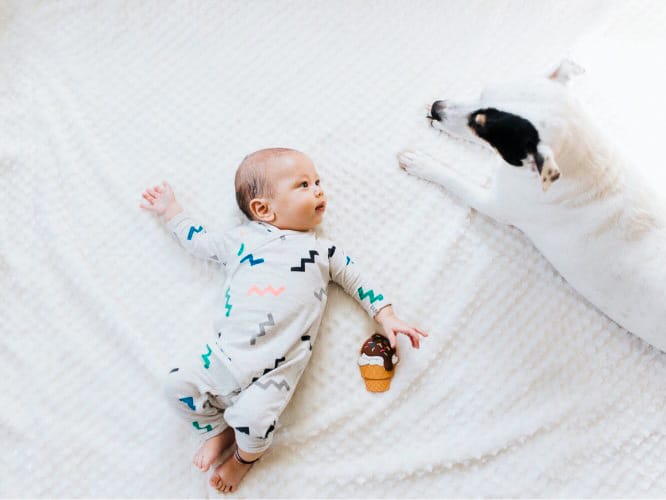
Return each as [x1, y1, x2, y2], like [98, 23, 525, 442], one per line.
[164, 213, 390, 453]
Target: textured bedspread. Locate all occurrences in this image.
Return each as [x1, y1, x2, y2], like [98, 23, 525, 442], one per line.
[2, 1, 666, 497]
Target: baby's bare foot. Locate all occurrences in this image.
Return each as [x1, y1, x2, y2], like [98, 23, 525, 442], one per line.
[193, 427, 235, 472]
[209, 451, 255, 494]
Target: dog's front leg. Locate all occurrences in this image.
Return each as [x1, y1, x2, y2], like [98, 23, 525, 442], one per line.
[398, 147, 504, 222]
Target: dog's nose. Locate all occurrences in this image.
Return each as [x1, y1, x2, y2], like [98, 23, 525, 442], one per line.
[430, 100, 446, 121]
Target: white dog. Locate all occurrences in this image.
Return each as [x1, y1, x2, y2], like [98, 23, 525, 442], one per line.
[398, 60, 666, 352]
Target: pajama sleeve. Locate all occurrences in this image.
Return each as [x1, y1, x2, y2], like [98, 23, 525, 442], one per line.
[164, 212, 228, 264]
[328, 243, 391, 318]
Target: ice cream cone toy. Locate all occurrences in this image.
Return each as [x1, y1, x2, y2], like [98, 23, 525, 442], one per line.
[358, 333, 399, 392]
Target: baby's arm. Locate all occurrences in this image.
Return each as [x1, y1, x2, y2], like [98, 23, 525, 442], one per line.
[328, 244, 428, 348]
[140, 181, 227, 263]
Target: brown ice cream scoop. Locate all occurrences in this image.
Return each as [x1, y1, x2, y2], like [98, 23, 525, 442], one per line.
[358, 333, 399, 392]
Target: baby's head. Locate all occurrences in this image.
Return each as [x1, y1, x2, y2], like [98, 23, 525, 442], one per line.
[235, 148, 326, 231]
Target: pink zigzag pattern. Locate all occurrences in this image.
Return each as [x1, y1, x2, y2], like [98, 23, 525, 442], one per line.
[247, 285, 286, 297]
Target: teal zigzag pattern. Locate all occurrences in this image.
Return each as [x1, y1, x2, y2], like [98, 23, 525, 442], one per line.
[224, 287, 232, 317]
[179, 397, 195, 411]
[201, 344, 212, 369]
[192, 421, 213, 432]
[357, 287, 384, 304]
[187, 225, 205, 240]
[240, 253, 264, 266]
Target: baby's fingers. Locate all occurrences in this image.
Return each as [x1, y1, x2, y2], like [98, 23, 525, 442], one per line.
[140, 192, 160, 211]
[401, 328, 422, 348]
[140, 202, 156, 211]
[415, 327, 429, 338]
[384, 330, 397, 348]
[162, 181, 175, 196]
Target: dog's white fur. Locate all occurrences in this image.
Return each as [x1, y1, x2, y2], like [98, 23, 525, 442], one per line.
[399, 60, 666, 351]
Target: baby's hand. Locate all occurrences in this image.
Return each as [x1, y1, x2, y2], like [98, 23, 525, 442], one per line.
[140, 181, 182, 220]
[374, 305, 428, 349]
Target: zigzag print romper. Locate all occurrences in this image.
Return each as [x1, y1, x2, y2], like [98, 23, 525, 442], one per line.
[164, 213, 390, 453]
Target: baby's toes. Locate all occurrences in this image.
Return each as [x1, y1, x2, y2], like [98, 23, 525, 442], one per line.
[200, 455, 213, 472]
[210, 469, 227, 491]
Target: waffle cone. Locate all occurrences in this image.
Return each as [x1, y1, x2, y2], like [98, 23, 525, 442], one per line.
[359, 364, 394, 393]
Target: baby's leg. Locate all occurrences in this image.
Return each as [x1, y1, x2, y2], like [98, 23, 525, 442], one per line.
[164, 361, 236, 472]
[209, 369, 290, 493]
[209, 444, 264, 494]
[209, 403, 274, 494]
[193, 427, 235, 473]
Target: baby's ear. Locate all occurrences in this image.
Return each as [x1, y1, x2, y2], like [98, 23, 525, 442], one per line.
[536, 144, 561, 192]
[249, 198, 275, 222]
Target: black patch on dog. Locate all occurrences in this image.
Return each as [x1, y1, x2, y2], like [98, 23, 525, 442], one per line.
[468, 108, 544, 173]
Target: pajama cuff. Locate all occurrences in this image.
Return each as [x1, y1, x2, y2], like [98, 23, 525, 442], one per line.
[195, 422, 228, 441]
[233, 430, 274, 454]
[164, 211, 190, 230]
[370, 302, 392, 318]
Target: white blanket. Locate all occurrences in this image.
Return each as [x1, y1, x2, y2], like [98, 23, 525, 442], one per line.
[2, 1, 665, 497]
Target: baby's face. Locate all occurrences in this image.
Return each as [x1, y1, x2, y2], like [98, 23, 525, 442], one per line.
[267, 152, 326, 231]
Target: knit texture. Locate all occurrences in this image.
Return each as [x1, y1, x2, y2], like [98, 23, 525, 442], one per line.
[1, 1, 665, 497]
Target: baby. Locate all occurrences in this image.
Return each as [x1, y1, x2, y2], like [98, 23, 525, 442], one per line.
[140, 148, 428, 494]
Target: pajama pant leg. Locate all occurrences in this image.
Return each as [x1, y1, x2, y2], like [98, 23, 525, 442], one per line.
[223, 355, 307, 453]
[164, 344, 240, 441]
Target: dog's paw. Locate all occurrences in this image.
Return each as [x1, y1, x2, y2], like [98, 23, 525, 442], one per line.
[397, 149, 436, 177]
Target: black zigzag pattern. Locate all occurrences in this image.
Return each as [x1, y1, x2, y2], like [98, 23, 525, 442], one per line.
[235, 422, 275, 439]
[290, 250, 318, 271]
[301, 335, 312, 351]
[251, 356, 287, 384]
[263, 421, 276, 439]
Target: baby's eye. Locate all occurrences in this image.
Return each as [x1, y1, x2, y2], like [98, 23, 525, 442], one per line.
[300, 181, 308, 188]
[315, 180, 320, 186]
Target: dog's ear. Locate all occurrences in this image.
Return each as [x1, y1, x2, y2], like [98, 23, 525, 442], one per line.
[548, 59, 584, 85]
[536, 145, 561, 191]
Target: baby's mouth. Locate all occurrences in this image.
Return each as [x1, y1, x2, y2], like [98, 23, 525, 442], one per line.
[315, 201, 327, 213]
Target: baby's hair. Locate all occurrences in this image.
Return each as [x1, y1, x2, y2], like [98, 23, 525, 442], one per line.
[234, 147, 299, 220]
